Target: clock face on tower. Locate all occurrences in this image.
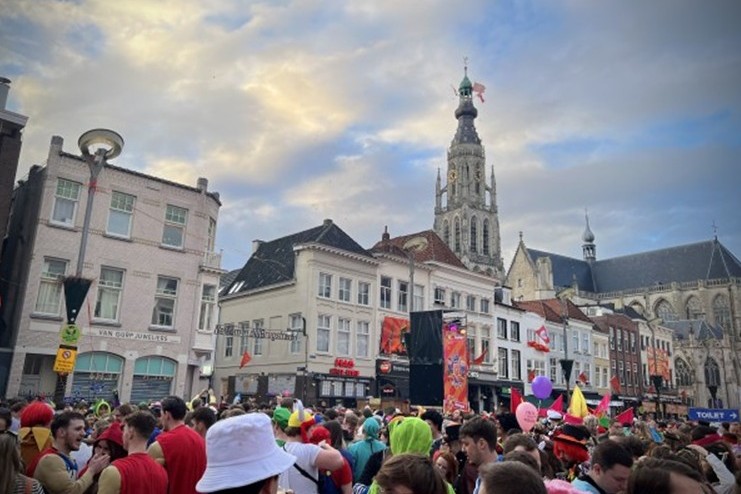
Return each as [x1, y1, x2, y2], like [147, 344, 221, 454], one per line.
[448, 169, 458, 182]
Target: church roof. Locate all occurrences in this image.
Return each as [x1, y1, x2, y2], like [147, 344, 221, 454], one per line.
[526, 239, 741, 294]
[222, 219, 372, 296]
[663, 319, 724, 341]
[370, 230, 467, 270]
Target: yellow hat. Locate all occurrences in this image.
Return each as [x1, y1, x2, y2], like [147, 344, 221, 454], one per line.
[288, 409, 314, 428]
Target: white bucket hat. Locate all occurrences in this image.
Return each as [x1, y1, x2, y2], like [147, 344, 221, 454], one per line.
[196, 413, 296, 492]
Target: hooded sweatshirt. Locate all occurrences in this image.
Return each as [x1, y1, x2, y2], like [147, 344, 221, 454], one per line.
[348, 418, 386, 480]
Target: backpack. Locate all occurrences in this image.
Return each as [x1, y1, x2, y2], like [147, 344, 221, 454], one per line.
[291, 461, 342, 494]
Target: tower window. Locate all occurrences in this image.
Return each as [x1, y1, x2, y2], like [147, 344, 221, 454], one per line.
[454, 218, 461, 252]
[470, 217, 478, 254]
[443, 220, 450, 245]
[483, 219, 490, 255]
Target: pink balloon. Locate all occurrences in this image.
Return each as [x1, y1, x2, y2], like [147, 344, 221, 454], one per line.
[515, 402, 539, 432]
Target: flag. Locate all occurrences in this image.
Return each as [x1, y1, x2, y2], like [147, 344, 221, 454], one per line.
[568, 385, 589, 418]
[535, 325, 550, 344]
[616, 407, 634, 425]
[577, 372, 588, 384]
[595, 394, 611, 416]
[510, 387, 523, 413]
[472, 348, 488, 365]
[473, 82, 486, 103]
[649, 426, 664, 444]
[239, 351, 252, 368]
[549, 394, 564, 413]
[610, 375, 622, 394]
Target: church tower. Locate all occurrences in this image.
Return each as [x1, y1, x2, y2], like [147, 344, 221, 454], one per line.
[434, 64, 503, 278]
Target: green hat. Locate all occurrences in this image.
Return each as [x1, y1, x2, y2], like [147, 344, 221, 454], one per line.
[272, 407, 290, 429]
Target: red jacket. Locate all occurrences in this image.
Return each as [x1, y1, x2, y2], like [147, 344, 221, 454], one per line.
[114, 452, 168, 494]
[156, 424, 205, 494]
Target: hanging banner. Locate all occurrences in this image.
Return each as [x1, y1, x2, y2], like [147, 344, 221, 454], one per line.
[443, 328, 469, 414]
[380, 316, 409, 356]
[647, 347, 670, 380]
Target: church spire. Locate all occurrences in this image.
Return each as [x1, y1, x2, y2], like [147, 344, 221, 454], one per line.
[452, 59, 480, 145]
[582, 209, 596, 262]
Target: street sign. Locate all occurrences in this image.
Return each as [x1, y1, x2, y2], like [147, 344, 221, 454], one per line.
[59, 323, 81, 346]
[53, 346, 78, 374]
[688, 407, 739, 422]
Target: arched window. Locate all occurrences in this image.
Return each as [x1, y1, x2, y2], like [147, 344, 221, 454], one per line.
[482, 219, 490, 256]
[470, 216, 478, 254]
[685, 296, 703, 320]
[675, 358, 693, 387]
[704, 358, 721, 387]
[713, 294, 731, 330]
[454, 218, 461, 252]
[443, 220, 450, 245]
[655, 299, 677, 322]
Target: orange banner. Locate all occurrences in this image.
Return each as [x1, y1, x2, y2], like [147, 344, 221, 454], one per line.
[380, 316, 409, 356]
[647, 347, 670, 381]
[443, 330, 469, 414]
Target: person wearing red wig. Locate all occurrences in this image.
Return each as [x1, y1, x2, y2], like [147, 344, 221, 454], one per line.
[19, 401, 55, 473]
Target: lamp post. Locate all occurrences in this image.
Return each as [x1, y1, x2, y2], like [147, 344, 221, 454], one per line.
[647, 317, 663, 419]
[556, 288, 575, 405]
[53, 129, 124, 406]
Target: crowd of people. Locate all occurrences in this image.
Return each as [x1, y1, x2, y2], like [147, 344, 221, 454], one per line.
[1, 394, 740, 494]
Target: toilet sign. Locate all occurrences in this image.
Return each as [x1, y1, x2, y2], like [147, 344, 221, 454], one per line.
[688, 407, 739, 422]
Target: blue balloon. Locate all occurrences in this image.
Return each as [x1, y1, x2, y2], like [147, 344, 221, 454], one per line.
[531, 375, 553, 399]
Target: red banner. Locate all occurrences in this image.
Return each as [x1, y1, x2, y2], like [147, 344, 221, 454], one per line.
[647, 347, 670, 380]
[443, 329, 469, 414]
[380, 316, 409, 355]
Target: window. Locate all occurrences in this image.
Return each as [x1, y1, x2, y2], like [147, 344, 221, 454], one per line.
[550, 358, 558, 384]
[480, 298, 490, 314]
[240, 324, 249, 354]
[151, 276, 178, 327]
[573, 332, 579, 353]
[51, 178, 81, 226]
[527, 359, 546, 379]
[581, 333, 589, 353]
[584, 363, 591, 384]
[380, 277, 392, 309]
[602, 368, 608, 389]
[339, 277, 352, 302]
[252, 320, 264, 356]
[337, 318, 351, 355]
[482, 220, 490, 255]
[454, 218, 461, 252]
[467, 328, 476, 362]
[481, 326, 490, 364]
[398, 281, 408, 313]
[497, 318, 507, 339]
[358, 282, 370, 305]
[207, 217, 217, 252]
[94, 267, 124, 321]
[655, 299, 677, 322]
[617, 329, 623, 351]
[630, 333, 635, 353]
[618, 361, 624, 383]
[356, 321, 369, 358]
[290, 314, 303, 354]
[498, 348, 508, 378]
[511, 321, 520, 342]
[609, 328, 614, 350]
[404, 284, 420, 312]
[434, 287, 446, 305]
[107, 191, 135, 237]
[162, 204, 188, 248]
[318, 273, 332, 298]
[470, 217, 478, 253]
[317, 315, 331, 353]
[511, 350, 521, 380]
[198, 285, 216, 331]
[35, 258, 67, 314]
[224, 336, 233, 357]
[466, 295, 476, 311]
[451, 291, 461, 309]
[443, 220, 450, 245]
[713, 295, 731, 330]
[593, 341, 599, 357]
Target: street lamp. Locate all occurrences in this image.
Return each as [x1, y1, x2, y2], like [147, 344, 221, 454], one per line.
[647, 317, 663, 419]
[556, 287, 575, 404]
[53, 129, 124, 406]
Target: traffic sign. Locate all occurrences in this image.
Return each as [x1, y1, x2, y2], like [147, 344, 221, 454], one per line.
[688, 407, 739, 422]
[59, 323, 81, 346]
[53, 346, 78, 374]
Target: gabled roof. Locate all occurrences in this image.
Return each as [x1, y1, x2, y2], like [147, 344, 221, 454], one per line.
[514, 298, 592, 325]
[370, 230, 467, 270]
[222, 219, 372, 296]
[663, 320, 724, 341]
[526, 239, 741, 294]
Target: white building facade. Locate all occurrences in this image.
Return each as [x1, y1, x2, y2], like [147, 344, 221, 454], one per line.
[4, 136, 222, 403]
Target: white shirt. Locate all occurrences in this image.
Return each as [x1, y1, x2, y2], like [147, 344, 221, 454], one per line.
[70, 442, 92, 471]
[278, 441, 321, 494]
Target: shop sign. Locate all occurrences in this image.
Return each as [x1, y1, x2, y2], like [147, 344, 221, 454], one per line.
[330, 358, 359, 377]
[85, 327, 181, 343]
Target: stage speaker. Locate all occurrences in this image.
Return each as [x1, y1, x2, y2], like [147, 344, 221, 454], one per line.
[409, 310, 444, 364]
[410, 362, 443, 405]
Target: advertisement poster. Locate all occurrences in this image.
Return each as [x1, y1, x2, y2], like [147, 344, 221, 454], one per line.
[443, 330, 469, 414]
[647, 347, 670, 381]
[380, 316, 409, 355]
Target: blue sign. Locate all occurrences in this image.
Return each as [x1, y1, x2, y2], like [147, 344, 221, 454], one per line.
[688, 407, 739, 422]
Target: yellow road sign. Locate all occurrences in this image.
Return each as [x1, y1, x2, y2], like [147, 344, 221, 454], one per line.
[53, 347, 77, 374]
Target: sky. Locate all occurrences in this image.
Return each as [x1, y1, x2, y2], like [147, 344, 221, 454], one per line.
[2, 0, 741, 273]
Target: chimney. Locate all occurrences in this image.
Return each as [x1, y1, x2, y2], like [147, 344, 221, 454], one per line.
[323, 218, 333, 227]
[196, 177, 208, 192]
[382, 225, 390, 242]
[252, 239, 263, 253]
[0, 77, 10, 110]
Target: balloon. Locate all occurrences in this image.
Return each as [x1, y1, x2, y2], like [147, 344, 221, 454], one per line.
[515, 402, 539, 432]
[531, 376, 553, 400]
